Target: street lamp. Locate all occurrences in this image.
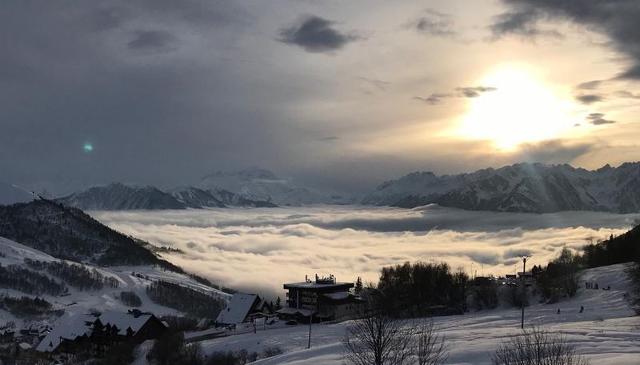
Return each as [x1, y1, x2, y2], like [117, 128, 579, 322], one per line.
[520, 256, 530, 329]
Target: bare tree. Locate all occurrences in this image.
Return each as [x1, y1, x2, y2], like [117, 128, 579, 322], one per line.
[492, 326, 589, 365]
[415, 320, 448, 365]
[343, 313, 415, 365]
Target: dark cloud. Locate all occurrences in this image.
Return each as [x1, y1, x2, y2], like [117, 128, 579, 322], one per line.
[456, 86, 497, 98]
[358, 77, 391, 91]
[575, 94, 604, 105]
[587, 113, 616, 126]
[467, 252, 501, 265]
[127, 30, 177, 52]
[413, 93, 452, 105]
[412, 9, 456, 37]
[490, 10, 561, 38]
[613, 90, 640, 99]
[576, 80, 603, 90]
[495, 0, 640, 79]
[279, 15, 357, 53]
[415, 86, 496, 105]
[517, 140, 594, 164]
[490, 10, 540, 37]
[503, 248, 532, 259]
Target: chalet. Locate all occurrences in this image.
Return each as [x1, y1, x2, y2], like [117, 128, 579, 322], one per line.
[36, 310, 167, 353]
[215, 293, 271, 326]
[278, 274, 364, 322]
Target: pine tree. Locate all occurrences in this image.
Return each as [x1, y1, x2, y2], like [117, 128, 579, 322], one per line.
[275, 296, 282, 310]
[355, 276, 363, 295]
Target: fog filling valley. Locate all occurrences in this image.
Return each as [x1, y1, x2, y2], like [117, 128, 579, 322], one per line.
[92, 205, 640, 297]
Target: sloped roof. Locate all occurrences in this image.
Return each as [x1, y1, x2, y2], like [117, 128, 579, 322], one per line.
[216, 293, 259, 324]
[98, 311, 155, 336]
[36, 311, 162, 353]
[36, 314, 95, 352]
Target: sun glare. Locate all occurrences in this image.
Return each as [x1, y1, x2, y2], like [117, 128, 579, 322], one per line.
[458, 65, 576, 150]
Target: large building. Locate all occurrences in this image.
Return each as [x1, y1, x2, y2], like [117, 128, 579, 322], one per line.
[278, 274, 364, 322]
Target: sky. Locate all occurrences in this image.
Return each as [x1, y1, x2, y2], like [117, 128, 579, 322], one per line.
[1, 0, 640, 194]
[93, 205, 640, 296]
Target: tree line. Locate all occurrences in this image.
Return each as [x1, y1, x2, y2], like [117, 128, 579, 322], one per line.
[0, 264, 67, 296]
[0, 295, 59, 318]
[376, 262, 468, 317]
[146, 280, 225, 319]
[24, 259, 119, 291]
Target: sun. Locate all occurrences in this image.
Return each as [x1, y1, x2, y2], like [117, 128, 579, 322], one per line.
[457, 65, 576, 150]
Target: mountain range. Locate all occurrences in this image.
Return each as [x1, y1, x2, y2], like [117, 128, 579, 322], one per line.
[52, 167, 346, 210]
[5, 163, 640, 213]
[198, 167, 349, 206]
[363, 162, 640, 213]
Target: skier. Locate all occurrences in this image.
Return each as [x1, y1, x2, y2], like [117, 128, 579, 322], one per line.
[557, 308, 561, 314]
[579, 305, 584, 313]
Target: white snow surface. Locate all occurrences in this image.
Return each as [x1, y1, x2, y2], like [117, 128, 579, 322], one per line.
[0, 236, 231, 332]
[197, 264, 639, 365]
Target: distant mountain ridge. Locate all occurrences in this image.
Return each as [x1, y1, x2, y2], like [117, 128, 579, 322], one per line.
[56, 181, 278, 211]
[58, 183, 185, 210]
[21, 163, 640, 213]
[198, 167, 348, 206]
[363, 162, 640, 213]
[8, 167, 351, 210]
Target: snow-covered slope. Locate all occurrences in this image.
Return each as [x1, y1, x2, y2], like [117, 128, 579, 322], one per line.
[196, 263, 639, 365]
[0, 182, 33, 205]
[0, 236, 231, 332]
[0, 198, 175, 265]
[199, 167, 350, 206]
[364, 162, 640, 213]
[170, 186, 226, 208]
[58, 183, 186, 210]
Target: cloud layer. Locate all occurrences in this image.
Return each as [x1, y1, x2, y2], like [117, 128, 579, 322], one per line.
[92, 206, 638, 297]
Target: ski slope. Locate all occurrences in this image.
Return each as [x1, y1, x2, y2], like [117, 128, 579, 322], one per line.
[0, 236, 231, 331]
[197, 264, 639, 365]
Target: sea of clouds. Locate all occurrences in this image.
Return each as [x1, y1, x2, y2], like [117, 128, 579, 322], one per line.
[92, 205, 640, 297]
